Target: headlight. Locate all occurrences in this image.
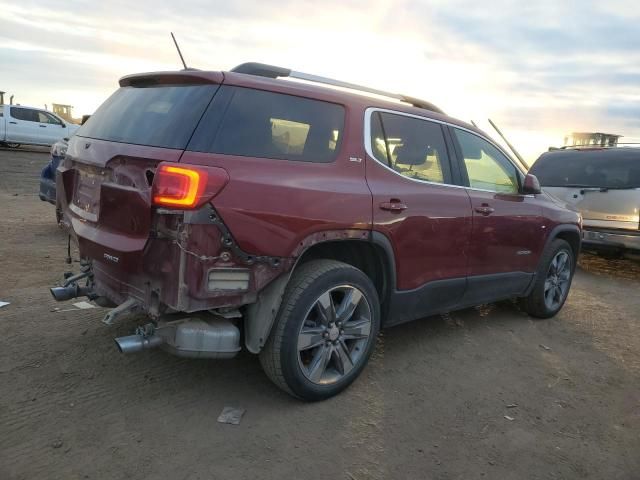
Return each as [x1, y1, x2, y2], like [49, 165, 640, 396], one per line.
[51, 141, 68, 157]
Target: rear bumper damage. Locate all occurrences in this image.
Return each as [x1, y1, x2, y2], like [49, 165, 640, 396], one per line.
[51, 200, 289, 358]
[50, 264, 242, 359]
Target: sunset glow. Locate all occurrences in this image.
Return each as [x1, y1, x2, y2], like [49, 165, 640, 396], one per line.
[2, 0, 639, 164]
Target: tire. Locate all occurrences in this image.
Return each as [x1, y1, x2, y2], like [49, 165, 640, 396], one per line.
[520, 239, 575, 319]
[6, 143, 21, 149]
[259, 259, 380, 401]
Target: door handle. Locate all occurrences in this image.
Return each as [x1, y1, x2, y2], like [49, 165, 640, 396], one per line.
[9, 121, 17, 124]
[474, 205, 495, 216]
[39, 125, 47, 128]
[379, 200, 408, 212]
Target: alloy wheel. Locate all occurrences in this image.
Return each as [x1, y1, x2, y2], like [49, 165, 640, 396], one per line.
[297, 285, 372, 385]
[544, 250, 572, 310]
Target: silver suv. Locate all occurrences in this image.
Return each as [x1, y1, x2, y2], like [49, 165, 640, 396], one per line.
[530, 147, 640, 254]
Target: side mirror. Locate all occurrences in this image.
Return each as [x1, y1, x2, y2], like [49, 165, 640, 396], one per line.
[522, 173, 542, 194]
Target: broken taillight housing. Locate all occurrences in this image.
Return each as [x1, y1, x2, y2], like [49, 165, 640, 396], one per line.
[152, 162, 229, 209]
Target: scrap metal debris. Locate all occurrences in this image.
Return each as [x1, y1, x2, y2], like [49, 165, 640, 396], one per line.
[217, 406, 245, 425]
[72, 301, 96, 309]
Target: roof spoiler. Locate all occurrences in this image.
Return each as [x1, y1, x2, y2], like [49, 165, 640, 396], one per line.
[231, 62, 445, 115]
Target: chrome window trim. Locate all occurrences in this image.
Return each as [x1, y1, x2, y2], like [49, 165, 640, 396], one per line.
[363, 107, 527, 194]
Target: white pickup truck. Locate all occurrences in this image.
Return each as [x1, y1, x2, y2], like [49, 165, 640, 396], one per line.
[0, 104, 79, 147]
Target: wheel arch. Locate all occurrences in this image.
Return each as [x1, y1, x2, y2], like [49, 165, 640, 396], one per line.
[244, 231, 396, 354]
[547, 225, 581, 265]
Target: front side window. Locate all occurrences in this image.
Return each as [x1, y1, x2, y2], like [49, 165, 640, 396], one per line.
[0, 106, 3, 117]
[453, 128, 519, 193]
[38, 112, 62, 125]
[189, 86, 345, 163]
[370, 111, 450, 184]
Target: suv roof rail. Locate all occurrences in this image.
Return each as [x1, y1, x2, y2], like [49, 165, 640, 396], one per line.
[230, 62, 445, 114]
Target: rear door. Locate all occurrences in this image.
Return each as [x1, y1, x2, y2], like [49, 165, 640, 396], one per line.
[7, 107, 45, 144]
[449, 127, 545, 303]
[364, 109, 472, 324]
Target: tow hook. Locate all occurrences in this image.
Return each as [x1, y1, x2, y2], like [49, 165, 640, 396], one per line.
[102, 297, 141, 325]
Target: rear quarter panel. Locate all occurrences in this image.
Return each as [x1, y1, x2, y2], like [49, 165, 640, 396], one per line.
[179, 103, 372, 258]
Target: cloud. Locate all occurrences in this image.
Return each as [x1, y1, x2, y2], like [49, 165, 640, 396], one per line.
[1, 0, 638, 161]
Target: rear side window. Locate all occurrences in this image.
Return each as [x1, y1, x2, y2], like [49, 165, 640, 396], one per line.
[188, 86, 345, 162]
[11, 107, 39, 122]
[530, 150, 640, 189]
[369, 111, 451, 184]
[77, 85, 218, 149]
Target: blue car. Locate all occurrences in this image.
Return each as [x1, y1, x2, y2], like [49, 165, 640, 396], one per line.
[39, 139, 67, 221]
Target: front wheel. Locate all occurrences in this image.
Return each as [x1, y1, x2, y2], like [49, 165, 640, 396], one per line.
[260, 260, 380, 401]
[520, 239, 575, 318]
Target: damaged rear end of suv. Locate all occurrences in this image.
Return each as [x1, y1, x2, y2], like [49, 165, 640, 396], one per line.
[52, 66, 377, 399]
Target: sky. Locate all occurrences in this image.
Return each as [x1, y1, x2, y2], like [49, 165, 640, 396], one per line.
[1, 0, 639, 164]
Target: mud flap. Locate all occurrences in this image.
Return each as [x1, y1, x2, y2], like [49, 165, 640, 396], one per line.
[244, 274, 289, 354]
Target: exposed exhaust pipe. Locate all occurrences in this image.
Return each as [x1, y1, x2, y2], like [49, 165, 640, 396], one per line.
[50, 284, 93, 301]
[114, 334, 164, 353]
[114, 318, 241, 358]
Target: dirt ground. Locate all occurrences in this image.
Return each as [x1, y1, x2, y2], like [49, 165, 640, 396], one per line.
[1, 147, 639, 480]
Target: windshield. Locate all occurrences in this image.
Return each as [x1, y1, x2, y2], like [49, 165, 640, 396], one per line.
[530, 149, 640, 189]
[77, 84, 218, 149]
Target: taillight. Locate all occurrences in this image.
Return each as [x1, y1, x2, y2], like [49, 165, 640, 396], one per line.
[152, 163, 228, 209]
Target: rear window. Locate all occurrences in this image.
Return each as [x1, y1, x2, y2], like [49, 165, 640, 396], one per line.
[531, 150, 640, 189]
[76, 85, 218, 149]
[188, 86, 345, 162]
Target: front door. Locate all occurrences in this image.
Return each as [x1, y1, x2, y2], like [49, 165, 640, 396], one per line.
[365, 110, 473, 325]
[449, 127, 545, 303]
[37, 111, 67, 145]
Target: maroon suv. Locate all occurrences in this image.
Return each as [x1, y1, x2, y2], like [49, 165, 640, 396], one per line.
[51, 63, 581, 400]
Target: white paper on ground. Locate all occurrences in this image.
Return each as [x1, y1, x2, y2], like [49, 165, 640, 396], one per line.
[0, 301, 9, 308]
[217, 406, 245, 425]
[72, 301, 96, 309]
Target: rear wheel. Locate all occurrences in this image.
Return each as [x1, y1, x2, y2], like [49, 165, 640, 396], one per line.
[259, 260, 380, 401]
[520, 239, 575, 318]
